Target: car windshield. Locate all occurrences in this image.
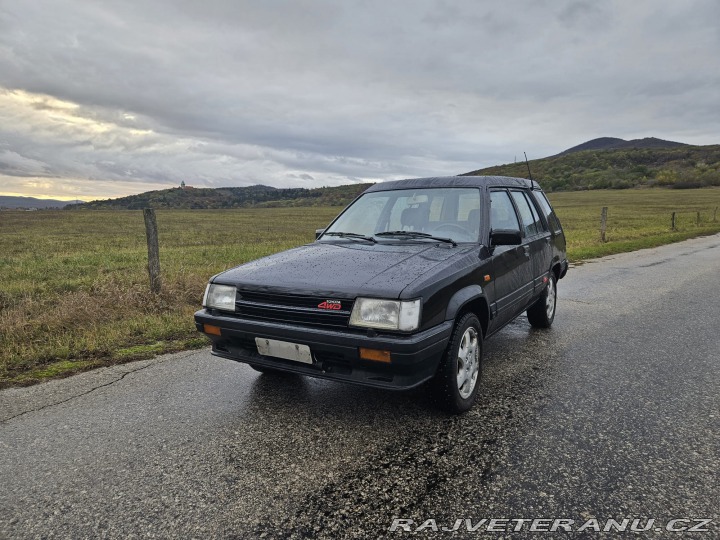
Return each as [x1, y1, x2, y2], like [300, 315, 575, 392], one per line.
[322, 188, 481, 243]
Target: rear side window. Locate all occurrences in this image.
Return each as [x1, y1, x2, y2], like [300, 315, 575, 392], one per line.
[490, 191, 521, 232]
[510, 191, 541, 237]
[522, 191, 547, 233]
[533, 191, 562, 233]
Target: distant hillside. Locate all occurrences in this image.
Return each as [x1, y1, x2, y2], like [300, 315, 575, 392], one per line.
[558, 137, 688, 156]
[79, 183, 372, 210]
[0, 196, 77, 209]
[465, 143, 720, 191]
[70, 138, 720, 210]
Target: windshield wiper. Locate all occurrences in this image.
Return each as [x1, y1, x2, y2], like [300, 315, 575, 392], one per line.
[323, 231, 377, 243]
[375, 230, 457, 246]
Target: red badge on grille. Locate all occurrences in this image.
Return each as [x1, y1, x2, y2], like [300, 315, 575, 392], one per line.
[318, 300, 342, 310]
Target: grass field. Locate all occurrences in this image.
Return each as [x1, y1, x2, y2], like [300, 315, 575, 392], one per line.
[2, 188, 720, 387]
[549, 188, 720, 259]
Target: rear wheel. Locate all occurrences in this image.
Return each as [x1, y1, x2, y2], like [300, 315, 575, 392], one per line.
[430, 313, 483, 414]
[527, 273, 556, 328]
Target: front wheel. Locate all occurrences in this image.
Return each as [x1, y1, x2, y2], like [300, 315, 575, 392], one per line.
[430, 313, 483, 414]
[527, 273, 557, 328]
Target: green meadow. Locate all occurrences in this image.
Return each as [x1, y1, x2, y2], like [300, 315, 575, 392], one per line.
[2, 188, 720, 386]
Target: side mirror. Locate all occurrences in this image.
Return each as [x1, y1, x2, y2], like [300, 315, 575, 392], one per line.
[490, 229, 522, 247]
[315, 228, 325, 240]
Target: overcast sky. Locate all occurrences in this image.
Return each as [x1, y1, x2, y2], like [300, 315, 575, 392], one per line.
[1, 0, 718, 200]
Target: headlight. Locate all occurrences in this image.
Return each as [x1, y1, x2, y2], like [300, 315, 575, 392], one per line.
[203, 283, 236, 312]
[349, 298, 421, 331]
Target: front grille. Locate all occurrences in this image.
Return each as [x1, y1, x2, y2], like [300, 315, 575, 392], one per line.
[234, 291, 354, 329]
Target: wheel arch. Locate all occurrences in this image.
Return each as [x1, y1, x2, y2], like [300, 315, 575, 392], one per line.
[551, 256, 568, 281]
[445, 285, 490, 337]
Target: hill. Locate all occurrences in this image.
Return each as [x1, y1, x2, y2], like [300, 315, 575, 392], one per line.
[464, 143, 720, 191]
[0, 196, 78, 209]
[558, 137, 688, 156]
[79, 183, 372, 210]
[74, 137, 720, 209]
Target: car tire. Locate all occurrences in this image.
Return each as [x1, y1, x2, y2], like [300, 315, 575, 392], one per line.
[430, 312, 483, 414]
[527, 273, 557, 328]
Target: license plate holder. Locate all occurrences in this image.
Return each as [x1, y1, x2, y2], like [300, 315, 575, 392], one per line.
[255, 338, 313, 364]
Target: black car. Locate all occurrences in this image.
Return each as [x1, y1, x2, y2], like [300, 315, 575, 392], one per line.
[195, 176, 568, 413]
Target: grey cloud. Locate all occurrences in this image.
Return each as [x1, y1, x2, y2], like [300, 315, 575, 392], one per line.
[0, 150, 55, 177]
[0, 0, 718, 199]
[558, 1, 609, 27]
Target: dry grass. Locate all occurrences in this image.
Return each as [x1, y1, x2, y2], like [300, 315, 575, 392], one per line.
[0, 208, 341, 386]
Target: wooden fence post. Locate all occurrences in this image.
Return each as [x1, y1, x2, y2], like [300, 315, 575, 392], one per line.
[600, 207, 608, 242]
[697, 211, 701, 226]
[714, 207, 718, 222]
[143, 208, 161, 294]
[671, 212, 676, 231]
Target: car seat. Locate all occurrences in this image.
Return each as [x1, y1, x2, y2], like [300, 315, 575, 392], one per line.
[400, 204, 430, 231]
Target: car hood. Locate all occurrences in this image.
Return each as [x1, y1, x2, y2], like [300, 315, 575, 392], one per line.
[214, 241, 468, 299]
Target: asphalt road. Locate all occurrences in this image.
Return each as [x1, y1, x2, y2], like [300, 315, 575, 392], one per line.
[1, 234, 719, 539]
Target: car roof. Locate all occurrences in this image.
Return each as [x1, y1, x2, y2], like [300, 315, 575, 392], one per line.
[364, 175, 538, 193]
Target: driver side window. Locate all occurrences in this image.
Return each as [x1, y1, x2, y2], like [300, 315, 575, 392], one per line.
[490, 191, 521, 232]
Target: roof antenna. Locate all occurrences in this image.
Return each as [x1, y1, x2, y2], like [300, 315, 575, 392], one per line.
[523, 152, 533, 181]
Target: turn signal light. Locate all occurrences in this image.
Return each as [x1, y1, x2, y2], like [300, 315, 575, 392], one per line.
[203, 324, 222, 336]
[359, 347, 391, 363]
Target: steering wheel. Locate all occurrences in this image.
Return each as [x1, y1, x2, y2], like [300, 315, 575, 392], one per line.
[428, 223, 473, 239]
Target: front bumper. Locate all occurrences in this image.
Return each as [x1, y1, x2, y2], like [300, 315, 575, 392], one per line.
[194, 309, 453, 390]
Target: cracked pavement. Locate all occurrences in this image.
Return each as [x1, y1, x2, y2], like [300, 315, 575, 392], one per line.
[1, 234, 719, 538]
[0, 356, 186, 424]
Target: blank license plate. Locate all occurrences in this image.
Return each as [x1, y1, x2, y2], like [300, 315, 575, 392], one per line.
[255, 338, 313, 364]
